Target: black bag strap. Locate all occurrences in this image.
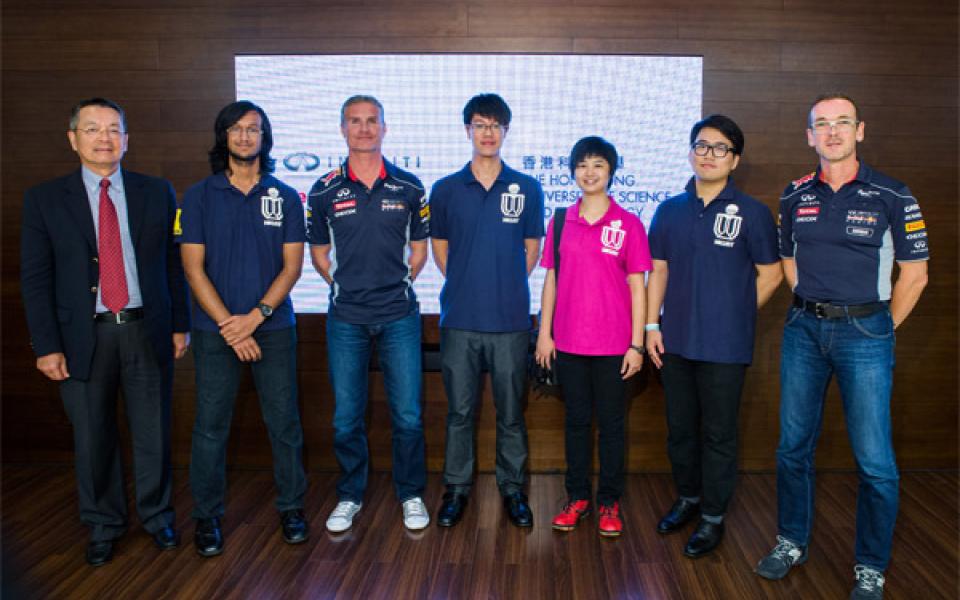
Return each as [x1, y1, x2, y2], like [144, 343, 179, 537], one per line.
[553, 207, 567, 283]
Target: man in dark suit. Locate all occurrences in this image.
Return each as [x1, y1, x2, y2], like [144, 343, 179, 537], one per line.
[20, 97, 190, 566]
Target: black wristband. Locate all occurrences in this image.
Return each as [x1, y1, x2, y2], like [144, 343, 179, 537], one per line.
[629, 344, 645, 355]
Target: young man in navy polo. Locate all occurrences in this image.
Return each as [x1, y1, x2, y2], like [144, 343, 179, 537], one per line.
[645, 115, 782, 557]
[430, 94, 544, 528]
[307, 95, 431, 533]
[755, 94, 929, 600]
[179, 100, 308, 557]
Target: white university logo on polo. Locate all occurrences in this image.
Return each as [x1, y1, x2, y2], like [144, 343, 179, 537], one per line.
[261, 187, 284, 227]
[713, 203, 742, 248]
[601, 220, 626, 256]
[501, 183, 524, 223]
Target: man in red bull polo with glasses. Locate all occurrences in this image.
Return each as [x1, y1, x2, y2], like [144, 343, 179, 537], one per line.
[755, 94, 929, 600]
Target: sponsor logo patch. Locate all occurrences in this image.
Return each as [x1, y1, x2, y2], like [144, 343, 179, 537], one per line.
[173, 208, 182, 236]
[905, 220, 926, 232]
[906, 231, 927, 240]
[904, 211, 924, 221]
[792, 172, 815, 189]
[846, 226, 873, 238]
[857, 189, 880, 198]
[381, 199, 406, 212]
[334, 200, 356, 211]
[797, 206, 820, 216]
[846, 210, 878, 226]
[904, 203, 919, 213]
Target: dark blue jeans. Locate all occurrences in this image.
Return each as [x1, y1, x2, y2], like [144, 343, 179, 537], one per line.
[327, 309, 426, 503]
[189, 327, 306, 519]
[776, 306, 898, 570]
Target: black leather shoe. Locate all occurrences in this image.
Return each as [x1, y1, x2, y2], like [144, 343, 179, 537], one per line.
[657, 498, 700, 534]
[503, 492, 533, 528]
[281, 509, 309, 544]
[683, 520, 724, 558]
[152, 526, 179, 550]
[194, 517, 224, 557]
[85, 540, 114, 566]
[437, 492, 468, 527]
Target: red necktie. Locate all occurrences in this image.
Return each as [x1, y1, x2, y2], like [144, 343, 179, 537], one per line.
[98, 178, 128, 313]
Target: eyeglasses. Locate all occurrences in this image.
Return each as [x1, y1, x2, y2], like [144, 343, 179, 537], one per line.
[470, 122, 504, 134]
[74, 126, 125, 138]
[227, 125, 263, 137]
[810, 118, 858, 133]
[691, 141, 734, 158]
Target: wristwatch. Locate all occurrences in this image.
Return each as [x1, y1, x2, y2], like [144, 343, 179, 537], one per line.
[629, 344, 645, 355]
[257, 302, 274, 318]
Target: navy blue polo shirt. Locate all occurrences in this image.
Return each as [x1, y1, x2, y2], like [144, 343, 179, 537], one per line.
[178, 172, 306, 333]
[779, 162, 930, 305]
[430, 162, 544, 332]
[306, 159, 428, 324]
[648, 178, 778, 364]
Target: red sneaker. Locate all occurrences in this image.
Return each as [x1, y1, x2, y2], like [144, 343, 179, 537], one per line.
[598, 502, 622, 537]
[551, 499, 591, 531]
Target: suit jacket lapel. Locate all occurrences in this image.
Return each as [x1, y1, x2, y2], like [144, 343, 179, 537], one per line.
[122, 169, 147, 246]
[63, 170, 97, 251]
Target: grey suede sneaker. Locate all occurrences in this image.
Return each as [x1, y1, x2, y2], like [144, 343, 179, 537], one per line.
[850, 565, 885, 599]
[755, 535, 808, 580]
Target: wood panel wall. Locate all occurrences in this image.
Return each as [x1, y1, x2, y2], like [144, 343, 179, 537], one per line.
[3, 0, 957, 473]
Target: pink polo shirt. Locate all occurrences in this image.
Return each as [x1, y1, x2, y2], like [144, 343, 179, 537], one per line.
[541, 197, 651, 356]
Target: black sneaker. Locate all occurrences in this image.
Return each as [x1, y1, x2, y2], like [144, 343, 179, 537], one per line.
[755, 535, 807, 579]
[281, 509, 309, 544]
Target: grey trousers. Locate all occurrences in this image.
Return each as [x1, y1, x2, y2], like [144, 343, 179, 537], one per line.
[440, 328, 529, 496]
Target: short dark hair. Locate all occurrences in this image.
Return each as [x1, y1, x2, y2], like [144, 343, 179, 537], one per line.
[69, 97, 126, 131]
[341, 95, 385, 125]
[689, 114, 744, 155]
[208, 100, 275, 175]
[808, 93, 861, 127]
[462, 93, 512, 127]
[569, 136, 618, 189]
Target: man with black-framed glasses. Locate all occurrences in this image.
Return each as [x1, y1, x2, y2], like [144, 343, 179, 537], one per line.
[646, 114, 781, 557]
[755, 93, 929, 600]
[430, 93, 544, 528]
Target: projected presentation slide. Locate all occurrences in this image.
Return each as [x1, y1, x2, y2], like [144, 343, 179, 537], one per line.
[235, 54, 702, 314]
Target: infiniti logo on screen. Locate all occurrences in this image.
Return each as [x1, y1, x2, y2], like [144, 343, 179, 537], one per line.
[282, 152, 321, 171]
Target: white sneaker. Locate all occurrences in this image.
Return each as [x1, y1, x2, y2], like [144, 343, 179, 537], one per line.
[402, 497, 430, 530]
[326, 501, 362, 533]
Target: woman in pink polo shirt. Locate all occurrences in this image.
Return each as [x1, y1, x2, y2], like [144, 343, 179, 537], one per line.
[535, 136, 651, 537]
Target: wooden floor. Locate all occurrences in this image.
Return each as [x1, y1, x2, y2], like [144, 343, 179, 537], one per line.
[2, 467, 956, 599]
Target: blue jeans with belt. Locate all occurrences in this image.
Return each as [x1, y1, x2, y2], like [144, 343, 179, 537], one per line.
[776, 305, 898, 570]
[327, 308, 426, 504]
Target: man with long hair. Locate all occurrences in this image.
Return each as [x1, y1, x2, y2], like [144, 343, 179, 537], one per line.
[179, 100, 308, 557]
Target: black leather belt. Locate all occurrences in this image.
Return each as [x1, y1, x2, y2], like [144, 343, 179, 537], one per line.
[94, 308, 144, 324]
[793, 295, 886, 319]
